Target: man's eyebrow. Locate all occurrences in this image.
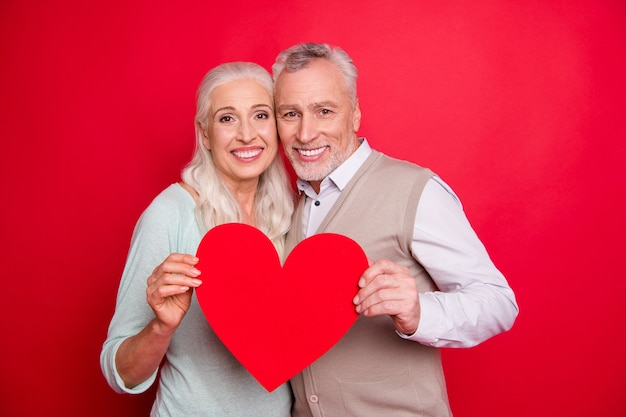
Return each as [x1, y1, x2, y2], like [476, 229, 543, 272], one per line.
[309, 100, 338, 109]
[276, 104, 300, 113]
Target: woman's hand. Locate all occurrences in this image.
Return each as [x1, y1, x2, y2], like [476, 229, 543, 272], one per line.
[146, 253, 202, 335]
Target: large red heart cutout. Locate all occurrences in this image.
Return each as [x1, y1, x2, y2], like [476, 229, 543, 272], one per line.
[195, 223, 368, 392]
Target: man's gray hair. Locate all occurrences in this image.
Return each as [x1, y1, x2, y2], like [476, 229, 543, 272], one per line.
[272, 42, 358, 106]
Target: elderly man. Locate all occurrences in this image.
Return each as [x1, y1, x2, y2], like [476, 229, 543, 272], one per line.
[273, 42, 518, 417]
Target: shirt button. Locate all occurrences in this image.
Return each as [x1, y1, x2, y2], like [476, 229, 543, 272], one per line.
[314, 200, 321, 206]
[309, 394, 319, 403]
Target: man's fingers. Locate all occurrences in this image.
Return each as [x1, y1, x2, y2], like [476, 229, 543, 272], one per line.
[360, 259, 407, 285]
[355, 286, 403, 314]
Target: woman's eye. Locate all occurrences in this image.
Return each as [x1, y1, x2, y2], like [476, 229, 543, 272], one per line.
[255, 113, 269, 120]
[219, 116, 233, 123]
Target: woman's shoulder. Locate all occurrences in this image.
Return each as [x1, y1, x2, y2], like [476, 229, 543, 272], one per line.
[138, 183, 196, 227]
[129, 183, 202, 255]
[149, 183, 195, 209]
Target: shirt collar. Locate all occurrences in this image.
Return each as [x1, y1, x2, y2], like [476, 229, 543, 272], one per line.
[296, 138, 372, 195]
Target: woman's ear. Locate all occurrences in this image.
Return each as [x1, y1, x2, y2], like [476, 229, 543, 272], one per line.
[196, 122, 210, 150]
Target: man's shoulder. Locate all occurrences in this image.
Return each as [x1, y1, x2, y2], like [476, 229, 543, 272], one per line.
[370, 149, 434, 177]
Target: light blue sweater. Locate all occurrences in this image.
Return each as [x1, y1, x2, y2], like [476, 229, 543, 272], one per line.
[100, 183, 292, 417]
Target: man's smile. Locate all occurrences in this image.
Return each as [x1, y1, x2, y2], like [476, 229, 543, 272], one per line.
[296, 146, 328, 158]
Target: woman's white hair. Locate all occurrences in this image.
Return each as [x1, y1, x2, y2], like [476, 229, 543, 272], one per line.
[182, 62, 294, 256]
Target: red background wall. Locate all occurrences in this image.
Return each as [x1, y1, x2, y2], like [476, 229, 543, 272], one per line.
[1, 1, 625, 415]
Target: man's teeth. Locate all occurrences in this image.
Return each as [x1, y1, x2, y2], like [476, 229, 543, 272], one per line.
[233, 149, 262, 158]
[298, 148, 325, 157]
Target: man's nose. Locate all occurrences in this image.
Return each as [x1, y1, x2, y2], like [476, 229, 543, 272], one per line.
[297, 114, 317, 143]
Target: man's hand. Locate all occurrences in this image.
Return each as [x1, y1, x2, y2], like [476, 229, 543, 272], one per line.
[353, 259, 421, 335]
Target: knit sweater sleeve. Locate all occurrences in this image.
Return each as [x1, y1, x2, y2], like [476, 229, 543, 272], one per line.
[100, 184, 199, 393]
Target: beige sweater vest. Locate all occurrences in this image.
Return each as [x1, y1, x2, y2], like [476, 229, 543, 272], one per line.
[286, 151, 452, 417]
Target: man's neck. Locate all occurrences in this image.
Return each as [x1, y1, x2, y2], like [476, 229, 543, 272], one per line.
[309, 180, 322, 194]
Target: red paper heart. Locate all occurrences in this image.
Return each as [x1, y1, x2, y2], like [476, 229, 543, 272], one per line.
[195, 223, 368, 392]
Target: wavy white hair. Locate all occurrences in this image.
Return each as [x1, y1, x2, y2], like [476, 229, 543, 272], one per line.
[182, 62, 294, 256]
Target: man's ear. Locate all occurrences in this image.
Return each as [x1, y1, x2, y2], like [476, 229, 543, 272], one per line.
[352, 99, 362, 132]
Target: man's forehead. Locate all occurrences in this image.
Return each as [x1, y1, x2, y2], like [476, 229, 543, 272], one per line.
[276, 60, 343, 89]
[275, 75, 346, 107]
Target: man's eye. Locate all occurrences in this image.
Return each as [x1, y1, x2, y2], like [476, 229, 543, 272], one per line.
[283, 111, 298, 118]
[320, 109, 332, 116]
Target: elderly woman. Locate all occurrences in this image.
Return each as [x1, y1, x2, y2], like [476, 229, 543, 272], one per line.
[101, 62, 294, 416]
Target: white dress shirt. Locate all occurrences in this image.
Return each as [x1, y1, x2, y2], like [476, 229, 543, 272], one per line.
[296, 139, 518, 348]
